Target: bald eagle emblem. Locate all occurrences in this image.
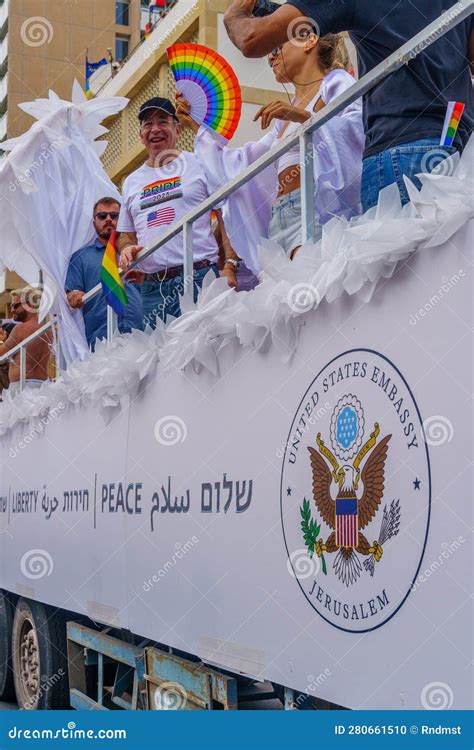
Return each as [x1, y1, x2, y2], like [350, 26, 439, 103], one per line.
[301, 396, 401, 587]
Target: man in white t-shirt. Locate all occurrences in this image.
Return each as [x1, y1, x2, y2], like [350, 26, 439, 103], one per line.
[117, 97, 239, 327]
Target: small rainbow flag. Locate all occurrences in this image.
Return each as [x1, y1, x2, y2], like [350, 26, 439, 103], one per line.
[440, 101, 465, 147]
[100, 229, 128, 316]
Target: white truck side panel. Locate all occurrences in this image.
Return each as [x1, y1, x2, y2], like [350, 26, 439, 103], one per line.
[1, 223, 471, 710]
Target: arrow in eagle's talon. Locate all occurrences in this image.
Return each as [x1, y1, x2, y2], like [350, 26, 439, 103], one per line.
[369, 541, 383, 561]
[316, 540, 327, 557]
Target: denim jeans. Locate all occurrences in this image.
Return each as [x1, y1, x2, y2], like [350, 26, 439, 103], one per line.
[141, 263, 219, 328]
[268, 188, 323, 256]
[360, 138, 459, 212]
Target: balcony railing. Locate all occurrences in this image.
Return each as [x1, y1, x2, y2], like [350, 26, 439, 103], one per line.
[0, 111, 6, 141]
[0, 72, 7, 109]
[0, 0, 8, 36]
[0, 33, 7, 70]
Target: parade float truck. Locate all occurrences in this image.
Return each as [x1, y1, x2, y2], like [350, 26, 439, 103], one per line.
[0, 3, 472, 711]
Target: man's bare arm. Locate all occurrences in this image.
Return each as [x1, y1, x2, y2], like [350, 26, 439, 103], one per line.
[224, 0, 303, 57]
[117, 231, 138, 254]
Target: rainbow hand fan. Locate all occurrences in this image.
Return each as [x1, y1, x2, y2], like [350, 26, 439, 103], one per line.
[166, 43, 242, 143]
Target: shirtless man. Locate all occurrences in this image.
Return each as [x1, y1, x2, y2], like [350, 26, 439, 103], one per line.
[0, 287, 52, 396]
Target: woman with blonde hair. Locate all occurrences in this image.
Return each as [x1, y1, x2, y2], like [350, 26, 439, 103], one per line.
[176, 30, 364, 276]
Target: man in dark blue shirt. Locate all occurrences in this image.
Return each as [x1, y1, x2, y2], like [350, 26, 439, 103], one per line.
[66, 197, 144, 350]
[224, 0, 473, 209]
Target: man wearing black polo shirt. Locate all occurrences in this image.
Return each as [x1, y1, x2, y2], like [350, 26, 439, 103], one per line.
[224, 1, 473, 210]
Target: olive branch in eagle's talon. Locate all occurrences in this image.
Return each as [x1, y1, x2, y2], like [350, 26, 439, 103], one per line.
[300, 498, 327, 575]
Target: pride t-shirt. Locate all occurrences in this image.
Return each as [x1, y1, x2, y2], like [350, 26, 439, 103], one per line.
[117, 151, 219, 273]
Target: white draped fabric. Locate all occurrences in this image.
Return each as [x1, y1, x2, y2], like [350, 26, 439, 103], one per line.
[193, 69, 365, 276]
[0, 82, 128, 364]
[1, 137, 472, 435]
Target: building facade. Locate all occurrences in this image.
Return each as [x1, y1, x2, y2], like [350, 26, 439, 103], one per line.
[0, 0, 144, 146]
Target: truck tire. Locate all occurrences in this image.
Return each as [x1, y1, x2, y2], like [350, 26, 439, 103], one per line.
[11, 598, 69, 710]
[0, 591, 15, 701]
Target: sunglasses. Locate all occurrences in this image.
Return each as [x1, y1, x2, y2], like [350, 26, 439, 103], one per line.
[95, 211, 119, 221]
[11, 302, 22, 310]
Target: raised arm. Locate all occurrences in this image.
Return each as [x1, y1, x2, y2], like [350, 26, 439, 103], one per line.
[224, 0, 303, 57]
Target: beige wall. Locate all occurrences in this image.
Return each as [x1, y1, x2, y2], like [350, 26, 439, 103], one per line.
[7, 0, 117, 137]
[128, 0, 142, 51]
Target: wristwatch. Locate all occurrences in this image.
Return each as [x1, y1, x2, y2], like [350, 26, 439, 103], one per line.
[224, 258, 240, 271]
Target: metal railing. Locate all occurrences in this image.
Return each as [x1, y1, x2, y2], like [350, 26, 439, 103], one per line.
[0, 110, 6, 141]
[0, 0, 472, 391]
[0, 0, 8, 38]
[0, 33, 7, 70]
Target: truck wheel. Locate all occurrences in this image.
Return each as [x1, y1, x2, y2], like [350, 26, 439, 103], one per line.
[0, 591, 15, 701]
[12, 598, 69, 710]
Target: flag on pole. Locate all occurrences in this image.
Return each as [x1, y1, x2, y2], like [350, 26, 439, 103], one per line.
[85, 53, 107, 99]
[100, 230, 128, 316]
[440, 101, 465, 147]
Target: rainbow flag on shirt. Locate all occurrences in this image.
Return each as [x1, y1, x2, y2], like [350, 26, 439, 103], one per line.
[100, 230, 128, 316]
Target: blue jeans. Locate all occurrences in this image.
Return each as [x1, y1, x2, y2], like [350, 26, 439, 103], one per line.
[361, 138, 458, 212]
[141, 263, 219, 328]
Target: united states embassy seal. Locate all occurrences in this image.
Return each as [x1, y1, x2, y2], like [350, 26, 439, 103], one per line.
[280, 349, 431, 633]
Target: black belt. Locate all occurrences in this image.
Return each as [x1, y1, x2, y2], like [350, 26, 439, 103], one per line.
[145, 259, 212, 282]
